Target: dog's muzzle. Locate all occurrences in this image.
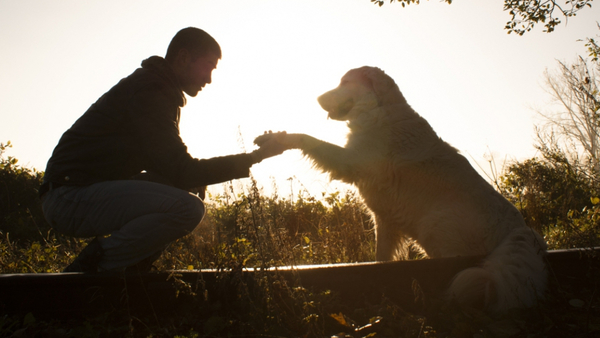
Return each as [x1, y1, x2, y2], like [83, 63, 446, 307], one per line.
[318, 91, 354, 120]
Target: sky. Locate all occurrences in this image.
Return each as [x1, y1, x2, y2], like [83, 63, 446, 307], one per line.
[1, 0, 599, 200]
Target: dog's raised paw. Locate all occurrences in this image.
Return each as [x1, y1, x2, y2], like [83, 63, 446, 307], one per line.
[253, 131, 287, 146]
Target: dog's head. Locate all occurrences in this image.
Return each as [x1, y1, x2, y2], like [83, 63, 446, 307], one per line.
[317, 66, 406, 121]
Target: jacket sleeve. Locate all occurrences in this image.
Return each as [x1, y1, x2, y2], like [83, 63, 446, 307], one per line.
[128, 82, 254, 188]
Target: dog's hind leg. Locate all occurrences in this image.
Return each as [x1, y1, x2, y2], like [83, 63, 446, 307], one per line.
[447, 227, 547, 313]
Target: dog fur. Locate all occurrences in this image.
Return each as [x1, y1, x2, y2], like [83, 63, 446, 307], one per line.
[255, 66, 547, 313]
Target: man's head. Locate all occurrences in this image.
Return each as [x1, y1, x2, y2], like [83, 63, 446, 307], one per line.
[166, 27, 221, 97]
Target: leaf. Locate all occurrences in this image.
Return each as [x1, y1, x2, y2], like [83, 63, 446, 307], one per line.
[569, 298, 585, 307]
[23, 312, 36, 326]
[203, 316, 226, 335]
[330, 312, 351, 328]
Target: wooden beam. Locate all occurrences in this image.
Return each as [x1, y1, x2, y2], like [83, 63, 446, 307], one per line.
[0, 248, 597, 318]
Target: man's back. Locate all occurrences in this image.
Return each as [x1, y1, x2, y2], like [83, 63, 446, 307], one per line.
[43, 56, 185, 188]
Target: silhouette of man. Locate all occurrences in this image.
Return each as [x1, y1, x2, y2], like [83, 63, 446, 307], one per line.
[40, 27, 286, 272]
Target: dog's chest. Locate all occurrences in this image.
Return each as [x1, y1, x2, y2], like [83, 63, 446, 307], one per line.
[354, 167, 405, 213]
[346, 127, 390, 161]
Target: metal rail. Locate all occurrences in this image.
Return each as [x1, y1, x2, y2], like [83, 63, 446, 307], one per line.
[0, 248, 597, 318]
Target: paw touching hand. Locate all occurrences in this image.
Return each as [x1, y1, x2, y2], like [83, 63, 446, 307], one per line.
[251, 131, 307, 163]
[254, 131, 303, 150]
[251, 130, 289, 163]
[254, 130, 287, 147]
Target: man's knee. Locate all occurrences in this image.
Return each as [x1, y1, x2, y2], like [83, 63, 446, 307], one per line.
[181, 193, 205, 232]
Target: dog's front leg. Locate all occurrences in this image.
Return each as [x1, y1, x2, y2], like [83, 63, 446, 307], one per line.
[374, 224, 398, 261]
[255, 132, 358, 182]
[294, 134, 358, 183]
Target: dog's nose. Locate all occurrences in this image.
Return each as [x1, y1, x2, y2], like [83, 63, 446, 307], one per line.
[317, 91, 332, 111]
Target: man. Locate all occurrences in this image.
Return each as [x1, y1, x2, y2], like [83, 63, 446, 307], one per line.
[40, 27, 286, 273]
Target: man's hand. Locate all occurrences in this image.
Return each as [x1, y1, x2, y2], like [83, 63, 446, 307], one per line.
[190, 186, 207, 200]
[250, 130, 290, 163]
[254, 131, 304, 149]
[254, 130, 285, 147]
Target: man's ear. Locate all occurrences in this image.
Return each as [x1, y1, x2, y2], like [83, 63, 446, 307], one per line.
[175, 48, 191, 67]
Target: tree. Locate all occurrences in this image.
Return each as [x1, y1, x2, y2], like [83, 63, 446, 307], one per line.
[537, 55, 600, 171]
[583, 22, 600, 61]
[496, 37, 600, 249]
[370, 0, 594, 35]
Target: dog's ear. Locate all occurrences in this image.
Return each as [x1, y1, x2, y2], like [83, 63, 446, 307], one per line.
[354, 72, 374, 90]
[359, 67, 407, 106]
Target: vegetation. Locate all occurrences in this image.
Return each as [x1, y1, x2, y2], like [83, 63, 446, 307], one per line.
[497, 139, 600, 249]
[494, 43, 600, 250]
[370, 0, 595, 35]
[1, 140, 599, 337]
[584, 24, 600, 61]
[0, 141, 48, 242]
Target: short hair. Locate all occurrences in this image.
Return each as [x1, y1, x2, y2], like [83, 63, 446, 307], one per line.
[165, 27, 221, 62]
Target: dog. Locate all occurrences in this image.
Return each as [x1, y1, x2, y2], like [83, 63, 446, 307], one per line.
[255, 66, 547, 313]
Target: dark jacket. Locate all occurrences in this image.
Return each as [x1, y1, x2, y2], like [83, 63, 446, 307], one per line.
[42, 56, 254, 191]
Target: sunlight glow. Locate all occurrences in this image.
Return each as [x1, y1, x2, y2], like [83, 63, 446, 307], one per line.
[1, 0, 600, 198]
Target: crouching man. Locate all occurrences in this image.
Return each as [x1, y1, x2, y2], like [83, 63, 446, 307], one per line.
[40, 27, 286, 273]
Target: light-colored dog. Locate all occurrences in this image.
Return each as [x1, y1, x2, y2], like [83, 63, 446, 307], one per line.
[255, 66, 547, 313]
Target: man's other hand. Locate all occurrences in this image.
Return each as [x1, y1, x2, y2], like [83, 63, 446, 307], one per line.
[190, 186, 207, 200]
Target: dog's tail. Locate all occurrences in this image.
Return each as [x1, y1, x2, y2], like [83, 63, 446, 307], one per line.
[447, 227, 547, 313]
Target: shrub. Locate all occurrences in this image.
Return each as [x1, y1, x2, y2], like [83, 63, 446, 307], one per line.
[0, 141, 49, 242]
[498, 143, 600, 249]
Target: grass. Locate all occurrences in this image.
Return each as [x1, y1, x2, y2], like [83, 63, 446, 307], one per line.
[1, 178, 599, 337]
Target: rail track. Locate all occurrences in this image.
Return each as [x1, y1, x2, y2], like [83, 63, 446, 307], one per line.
[0, 248, 598, 319]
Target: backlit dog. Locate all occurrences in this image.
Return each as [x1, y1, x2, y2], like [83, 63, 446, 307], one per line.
[255, 66, 547, 313]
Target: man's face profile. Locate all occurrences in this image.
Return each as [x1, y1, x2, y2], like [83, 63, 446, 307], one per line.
[178, 51, 219, 97]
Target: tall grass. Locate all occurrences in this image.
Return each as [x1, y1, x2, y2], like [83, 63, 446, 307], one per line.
[1, 177, 499, 337]
[0, 177, 375, 274]
[156, 177, 376, 271]
[1, 175, 599, 337]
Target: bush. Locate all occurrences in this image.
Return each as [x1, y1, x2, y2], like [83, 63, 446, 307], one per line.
[498, 143, 600, 249]
[0, 141, 50, 242]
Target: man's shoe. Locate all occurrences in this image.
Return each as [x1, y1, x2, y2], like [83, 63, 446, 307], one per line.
[125, 250, 162, 273]
[63, 237, 103, 273]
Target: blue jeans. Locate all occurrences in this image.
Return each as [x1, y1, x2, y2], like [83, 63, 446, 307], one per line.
[42, 180, 205, 271]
